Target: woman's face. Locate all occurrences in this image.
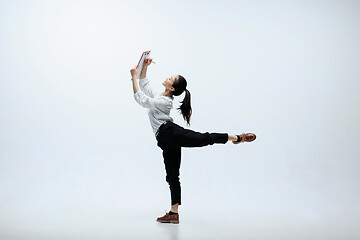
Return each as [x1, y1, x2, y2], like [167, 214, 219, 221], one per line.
[162, 75, 178, 91]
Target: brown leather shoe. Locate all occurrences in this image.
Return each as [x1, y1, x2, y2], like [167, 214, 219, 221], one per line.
[156, 212, 179, 224]
[233, 133, 256, 144]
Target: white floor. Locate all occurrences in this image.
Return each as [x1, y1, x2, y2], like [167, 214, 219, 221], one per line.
[1, 209, 359, 240]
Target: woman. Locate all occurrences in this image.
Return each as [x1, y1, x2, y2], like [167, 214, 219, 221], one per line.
[130, 57, 256, 224]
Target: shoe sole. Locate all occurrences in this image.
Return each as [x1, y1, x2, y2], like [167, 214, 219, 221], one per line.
[233, 139, 255, 144]
[157, 220, 179, 224]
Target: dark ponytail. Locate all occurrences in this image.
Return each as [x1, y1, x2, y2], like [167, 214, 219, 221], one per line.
[172, 75, 192, 126]
[178, 89, 192, 126]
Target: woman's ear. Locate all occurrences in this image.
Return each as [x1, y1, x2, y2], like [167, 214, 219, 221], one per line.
[170, 87, 175, 92]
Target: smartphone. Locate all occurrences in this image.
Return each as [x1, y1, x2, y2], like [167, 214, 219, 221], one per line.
[136, 51, 151, 79]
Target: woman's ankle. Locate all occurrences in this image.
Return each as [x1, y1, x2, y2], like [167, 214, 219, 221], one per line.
[171, 203, 179, 213]
[228, 134, 237, 142]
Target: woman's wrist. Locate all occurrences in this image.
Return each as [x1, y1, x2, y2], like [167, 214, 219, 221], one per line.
[132, 77, 139, 93]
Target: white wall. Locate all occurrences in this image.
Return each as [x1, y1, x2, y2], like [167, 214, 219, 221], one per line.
[1, 0, 359, 239]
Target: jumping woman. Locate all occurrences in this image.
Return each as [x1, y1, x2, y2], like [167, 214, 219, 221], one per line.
[130, 57, 256, 224]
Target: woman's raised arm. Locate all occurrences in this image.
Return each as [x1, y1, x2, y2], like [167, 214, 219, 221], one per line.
[130, 66, 139, 94]
[140, 57, 152, 79]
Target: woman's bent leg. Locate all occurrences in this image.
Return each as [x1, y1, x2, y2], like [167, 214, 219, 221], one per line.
[162, 147, 182, 206]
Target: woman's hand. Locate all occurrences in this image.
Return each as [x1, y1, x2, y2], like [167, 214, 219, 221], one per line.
[143, 57, 153, 68]
[130, 66, 138, 80]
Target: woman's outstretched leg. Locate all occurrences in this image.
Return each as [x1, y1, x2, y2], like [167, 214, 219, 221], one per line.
[163, 122, 257, 148]
[174, 129, 228, 147]
[156, 121, 256, 149]
[159, 122, 227, 148]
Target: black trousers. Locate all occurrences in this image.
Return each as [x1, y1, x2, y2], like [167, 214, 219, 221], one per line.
[155, 121, 228, 205]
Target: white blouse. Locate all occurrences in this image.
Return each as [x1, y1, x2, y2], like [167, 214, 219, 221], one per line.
[133, 78, 174, 134]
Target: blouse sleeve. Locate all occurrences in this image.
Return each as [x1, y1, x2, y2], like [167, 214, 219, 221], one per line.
[133, 90, 168, 110]
[139, 77, 157, 98]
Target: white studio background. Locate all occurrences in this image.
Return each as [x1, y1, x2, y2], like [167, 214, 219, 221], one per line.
[1, 0, 359, 239]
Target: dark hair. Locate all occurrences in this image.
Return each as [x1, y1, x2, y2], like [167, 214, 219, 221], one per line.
[172, 75, 192, 126]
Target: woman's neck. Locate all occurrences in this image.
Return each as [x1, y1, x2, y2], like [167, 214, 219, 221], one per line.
[163, 89, 173, 98]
